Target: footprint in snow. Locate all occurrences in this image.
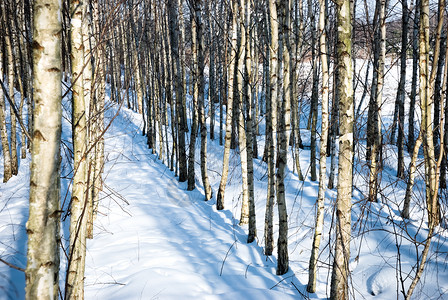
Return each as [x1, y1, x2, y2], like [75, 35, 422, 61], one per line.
[366, 267, 396, 296]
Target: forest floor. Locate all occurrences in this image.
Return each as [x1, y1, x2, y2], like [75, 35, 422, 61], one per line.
[1, 61, 448, 299]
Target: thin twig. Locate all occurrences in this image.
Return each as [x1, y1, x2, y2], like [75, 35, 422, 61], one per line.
[220, 241, 237, 276]
[0, 258, 25, 272]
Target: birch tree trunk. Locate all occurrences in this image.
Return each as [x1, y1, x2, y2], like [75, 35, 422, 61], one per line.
[328, 32, 340, 190]
[402, 133, 423, 219]
[330, 0, 354, 296]
[244, 0, 256, 243]
[405, 2, 446, 293]
[408, 0, 420, 153]
[420, 0, 443, 227]
[92, 0, 105, 220]
[368, 0, 386, 202]
[307, 0, 329, 290]
[308, 0, 318, 182]
[2, 6, 19, 176]
[82, 2, 94, 241]
[236, 0, 250, 225]
[167, 0, 188, 183]
[25, 1, 62, 298]
[66, 0, 91, 297]
[0, 52, 13, 183]
[217, 0, 238, 211]
[264, 0, 279, 257]
[188, 10, 198, 191]
[290, 0, 304, 181]
[275, 0, 289, 276]
[282, 0, 292, 151]
[196, 0, 213, 201]
[207, 2, 216, 141]
[395, 0, 408, 179]
[442, 41, 448, 189]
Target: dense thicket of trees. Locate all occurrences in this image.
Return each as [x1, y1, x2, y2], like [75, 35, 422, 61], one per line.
[0, 0, 446, 298]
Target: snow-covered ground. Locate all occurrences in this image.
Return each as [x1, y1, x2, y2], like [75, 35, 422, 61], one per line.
[1, 58, 448, 299]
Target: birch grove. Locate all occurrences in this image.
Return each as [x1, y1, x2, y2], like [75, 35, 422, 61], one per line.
[0, 0, 446, 298]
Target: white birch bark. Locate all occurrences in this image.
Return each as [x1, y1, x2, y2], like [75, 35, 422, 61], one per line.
[236, 0, 249, 225]
[217, 0, 238, 210]
[25, 0, 62, 298]
[368, 0, 386, 202]
[0, 52, 13, 182]
[196, 0, 213, 201]
[245, 0, 257, 243]
[307, 0, 329, 290]
[264, 0, 279, 257]
[66, 0, 90, 298]
[330, 0, 354, 296]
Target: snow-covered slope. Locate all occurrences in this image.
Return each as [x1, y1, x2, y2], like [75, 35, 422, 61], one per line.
[1, 71, 448, 298]
[83, 105, 299, 299]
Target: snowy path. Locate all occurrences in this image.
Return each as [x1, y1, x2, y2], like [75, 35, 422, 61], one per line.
[2, 98, 447, 299]
[84, 107, 299, 299]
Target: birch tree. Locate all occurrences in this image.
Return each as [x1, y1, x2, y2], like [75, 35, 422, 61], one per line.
[291, 0, 305, 181]
[408, 0, 420, 153]
[66, 0, 92, 297]
[0, 50, 13, 182]
[264, 0, 279, 257]
[308, 0, 318, 182]
[167, 0, 188, 183]
[188, 5, 199, 191]
[307, 0, 329, 290]
[2, 2, 19, 176]
[275, 0, 289, 276]
[367, 0, 386, 202]
[217, 0, 238, 210]
[25, 0, 62, 298]
[419, 0, 444, 227]
[330, 0, 354, 296]
[195, 0, 213, 201]
[395, 0, 409, 179]
[236, 0, 250, 225]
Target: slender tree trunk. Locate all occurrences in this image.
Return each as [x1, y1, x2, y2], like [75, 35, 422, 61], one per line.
[217, 0, 238, 211]
[402, 133, 423, 218]
[0, 52, 13, 183]
[276, 0, 289, 276]
[188, 11, 199, 191]
[168, 0, 188, 182]
[408, 0, 420, 153]
[25, 1, 62, 298]
[219, 3, 227, 148]
[236, 0, 250, 226]
[208, 2, 216, 141]
[251, 30, 259, 159]
[307, 0, 329, 290]
[330, 0, 354, 296]
[245, 0, 256, 243]
[396, 0, 409, 179]
[3, 11, 19, 176]
[292, 0, 305, 177]
[196, 0, 213, 201]
[433, 31, 446, 158]
[66, 0, 91, 297]
[92, 0, 105, 220]
[178, 0, 188, 131]
[442, 40, 448, 189]
[420, 0, 444, 227]
[265, 0, 279, 258]
[83, 2, 94, 241]
[328, 30, 340, 190]
[309, 0, 319, 182]
[368, 0, 386, 202]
